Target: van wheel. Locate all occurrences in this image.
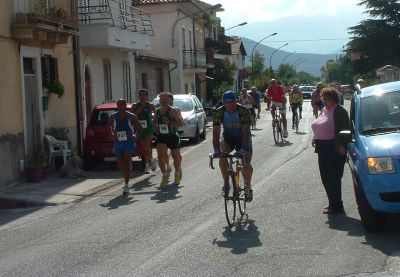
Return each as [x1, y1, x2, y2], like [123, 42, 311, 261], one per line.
[200, 122, 206, 140]
[354, 181, 385, 232]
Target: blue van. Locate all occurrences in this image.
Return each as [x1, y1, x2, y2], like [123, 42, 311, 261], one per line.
[347, 81, 400, 232]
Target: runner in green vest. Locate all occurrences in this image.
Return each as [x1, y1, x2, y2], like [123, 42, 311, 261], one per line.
[132, 89, 156, 174]
[153, 92, 184, 187]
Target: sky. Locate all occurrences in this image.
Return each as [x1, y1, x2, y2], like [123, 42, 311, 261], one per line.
[205, 0, 370, 54]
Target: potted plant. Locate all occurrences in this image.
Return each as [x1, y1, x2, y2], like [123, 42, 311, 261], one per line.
[47, 80, 65, 98]
[26, 151, 48, 182]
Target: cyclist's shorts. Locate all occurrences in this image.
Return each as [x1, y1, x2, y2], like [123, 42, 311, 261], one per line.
[221, 133, 253, 153]
[114, 140, 138, 157]
[155, 134, 180, 150]
[271, 101, 287, 114]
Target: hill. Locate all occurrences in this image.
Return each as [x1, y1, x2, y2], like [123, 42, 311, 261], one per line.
[241, 37, 338, 77]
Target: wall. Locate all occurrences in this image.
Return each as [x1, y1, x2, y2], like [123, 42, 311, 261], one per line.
[135, 60, 170, 100]
[0, 0, 26, 186]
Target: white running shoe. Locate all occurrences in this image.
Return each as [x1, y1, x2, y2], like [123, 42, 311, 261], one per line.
[283, 129, 288, 138]
[150, 158, 157, 171]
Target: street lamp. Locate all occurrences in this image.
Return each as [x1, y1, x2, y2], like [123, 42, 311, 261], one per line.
[292, 57, 305, 67]
[294, 59, 306, 70]
[251, 32, 278, 76]
[269, 42, 288, 70]
[281, 50, 297, 66]
[225, 22, 247, 31]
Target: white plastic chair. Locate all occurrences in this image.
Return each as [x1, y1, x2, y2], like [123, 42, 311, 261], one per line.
[44, 135, 72, 171]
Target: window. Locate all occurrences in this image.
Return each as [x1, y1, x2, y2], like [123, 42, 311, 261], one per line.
[155, 68, 164, 94]
[103, 59, 112, 102]
[182, 27, 186, 50]
[141, 73, 148, 89]
[41, 55, 58, 88]
[122, 61, 131, 102]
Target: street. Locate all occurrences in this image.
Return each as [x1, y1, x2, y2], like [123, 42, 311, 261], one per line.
[1, 101, 400, 277]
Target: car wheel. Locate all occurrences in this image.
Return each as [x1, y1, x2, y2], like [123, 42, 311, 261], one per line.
[83, 158, 94, 170]
[353, 180, 386, 232]
[200, 120, 207, 140]
[189, 125, 200, 144]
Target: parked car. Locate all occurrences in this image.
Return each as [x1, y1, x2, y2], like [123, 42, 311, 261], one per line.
[83, 103, 144, 168]
[346, 81, 400, 232]
[299, 85, 315, 99]
[152, 94, 207, 143]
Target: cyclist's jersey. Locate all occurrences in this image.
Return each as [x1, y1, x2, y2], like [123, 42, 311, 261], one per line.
[290, 91, 303, 105]
[133, 101, 153, 138]
[267, 86, 285, 102]
[239, 95, 254, 109]
[249, 91, 260, 106]
[155, 106, 179, 136]
[213, 104, 251, 137]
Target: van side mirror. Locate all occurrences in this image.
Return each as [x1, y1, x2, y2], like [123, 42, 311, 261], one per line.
[338, 130, 352, 144]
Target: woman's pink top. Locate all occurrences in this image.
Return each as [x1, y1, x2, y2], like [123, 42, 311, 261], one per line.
[311, 105, 336, 140]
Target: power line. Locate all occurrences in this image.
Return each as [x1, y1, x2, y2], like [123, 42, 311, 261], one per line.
[243, 38, 349, 44]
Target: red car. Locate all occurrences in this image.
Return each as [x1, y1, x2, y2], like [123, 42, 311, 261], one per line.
[83, 103, 144, 168]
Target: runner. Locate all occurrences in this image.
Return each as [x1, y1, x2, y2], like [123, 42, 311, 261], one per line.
[249, 86, 261, 119]
[153, 92, 184, 187]
[107, 99, 142, 195]
[311, 82, 325, 118]
[131, 89, 157, 174]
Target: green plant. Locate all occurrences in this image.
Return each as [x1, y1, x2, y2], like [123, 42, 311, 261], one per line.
[49, 6, 69, 20]
[47, 80, 64, 97]
[26, 151, 47, 168]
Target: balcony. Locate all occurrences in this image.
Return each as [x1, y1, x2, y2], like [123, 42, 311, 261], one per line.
[183, 49, 206, 70]
[12, 0, 78, 44]
[78, 0, 153, 51]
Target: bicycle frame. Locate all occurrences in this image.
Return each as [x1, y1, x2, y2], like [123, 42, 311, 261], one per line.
[209, 151, 247, 227]
[272, 106, 283, 143]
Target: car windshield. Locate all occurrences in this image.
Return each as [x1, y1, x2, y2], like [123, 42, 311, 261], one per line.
[95, 110, 115, 125]
[301, 86, 314, 92]
[152, 98, 193, 112]
[173, 99, 193, 112]
[359, 90, 400, 134]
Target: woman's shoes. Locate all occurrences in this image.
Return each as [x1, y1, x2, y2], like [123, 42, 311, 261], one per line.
[323, 206, 344, 214]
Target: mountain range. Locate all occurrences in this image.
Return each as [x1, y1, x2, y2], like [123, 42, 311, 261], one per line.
[241, 37, 338, 77]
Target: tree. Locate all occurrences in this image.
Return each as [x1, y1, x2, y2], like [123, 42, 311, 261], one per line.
[206, 58, 235, 103]
[348, 0, 400, 74]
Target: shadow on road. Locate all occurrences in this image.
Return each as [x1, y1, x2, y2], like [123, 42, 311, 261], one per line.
[212, 219, 262, 254]
[150, 185, 182, 203]
[326, 213, 400, 256]
[99, 194, 137, 210]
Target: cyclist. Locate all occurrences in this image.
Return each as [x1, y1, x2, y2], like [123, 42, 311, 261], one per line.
[249, 86, 261, 119]
[131, 89, 157, 174]
[311, 82, 324, 118]
[289, 84, 303, 128]
[239, 88, 256, 127]
[213, 91, 254, 202]
[153, 92, 184, 187]
[268, 79, 288, 138]
[107, 99, 142, 195]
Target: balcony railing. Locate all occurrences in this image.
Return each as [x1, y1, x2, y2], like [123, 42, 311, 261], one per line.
[183, 49, 206, 69]
[78, 0, 153, 35]
[13, 0, 78, 30]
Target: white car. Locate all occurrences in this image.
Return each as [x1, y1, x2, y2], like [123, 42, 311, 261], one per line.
[152, 94, 207, 143]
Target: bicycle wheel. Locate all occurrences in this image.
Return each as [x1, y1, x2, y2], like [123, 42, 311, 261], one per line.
[236, 164, 247, 216]
[251, 114, 256, 130]
[224, 173, 236, 228]
[273, 119, 279, 143]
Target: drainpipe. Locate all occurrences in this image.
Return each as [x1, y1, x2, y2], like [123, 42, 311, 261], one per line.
[73, 34, 83, 156]
[168, 61, 178, 91]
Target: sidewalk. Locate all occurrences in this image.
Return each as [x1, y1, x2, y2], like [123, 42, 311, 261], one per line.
[0, 161, 153, 210]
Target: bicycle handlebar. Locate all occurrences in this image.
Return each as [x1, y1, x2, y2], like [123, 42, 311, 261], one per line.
[209, 151, 246, 170]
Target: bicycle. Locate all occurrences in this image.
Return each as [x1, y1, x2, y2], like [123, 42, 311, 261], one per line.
[209, 151, 247, 228]
[272, 106, 283, 143]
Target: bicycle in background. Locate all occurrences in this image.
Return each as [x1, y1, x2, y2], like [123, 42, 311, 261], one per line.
[209, 151, 247, 228]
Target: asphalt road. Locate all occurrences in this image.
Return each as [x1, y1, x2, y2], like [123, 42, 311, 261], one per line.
[1, 101, 400, 276]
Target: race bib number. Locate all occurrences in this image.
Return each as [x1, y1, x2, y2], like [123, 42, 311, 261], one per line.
[159, 124, 169, 134]
[139, 120, 147, 129]
[116, 131, 127, 141]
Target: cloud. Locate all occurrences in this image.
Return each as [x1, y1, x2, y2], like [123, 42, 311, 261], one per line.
[206, 0, 365, 27]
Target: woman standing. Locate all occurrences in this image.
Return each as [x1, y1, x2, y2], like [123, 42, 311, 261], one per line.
[311, 87, 350, 214]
